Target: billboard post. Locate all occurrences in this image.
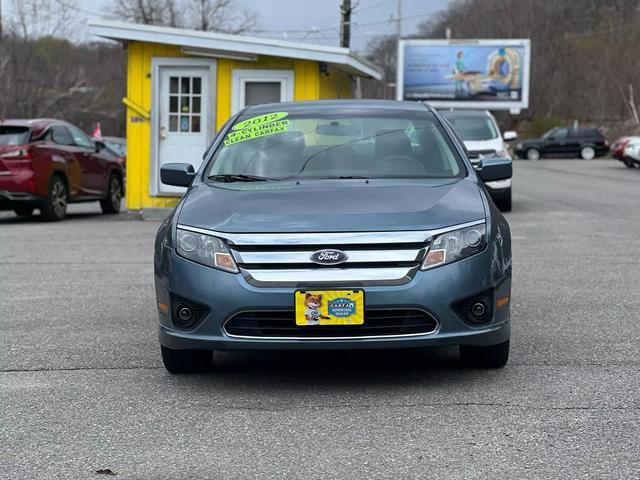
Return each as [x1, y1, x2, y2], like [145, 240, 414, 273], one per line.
[397, 39, 531, 111]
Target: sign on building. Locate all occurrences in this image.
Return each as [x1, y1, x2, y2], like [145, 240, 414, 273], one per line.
[397, 39, 531, 111]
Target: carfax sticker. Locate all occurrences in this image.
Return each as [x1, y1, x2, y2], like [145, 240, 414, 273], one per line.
[224, 111, 290, 146]
[224, 119, 290, 145]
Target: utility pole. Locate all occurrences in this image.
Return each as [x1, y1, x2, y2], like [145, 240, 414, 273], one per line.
[340, 0, 352, 49]
[395, 0, 402, 42]
[0, 0, 3, 40]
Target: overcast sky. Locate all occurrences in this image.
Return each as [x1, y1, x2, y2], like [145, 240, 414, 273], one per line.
[11, 0, 451, 52]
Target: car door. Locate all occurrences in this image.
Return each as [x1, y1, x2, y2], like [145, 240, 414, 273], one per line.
[566, 128, 584, 156]
[66, 124, 106, 196]
[544, 128, 569, 156]
[48, 125, 84, 198]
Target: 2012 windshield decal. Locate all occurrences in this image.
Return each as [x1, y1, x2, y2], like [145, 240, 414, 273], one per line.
[224, 112, 290, 145]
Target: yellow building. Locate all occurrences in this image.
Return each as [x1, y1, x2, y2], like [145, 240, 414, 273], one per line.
[89, 21, 381, 213]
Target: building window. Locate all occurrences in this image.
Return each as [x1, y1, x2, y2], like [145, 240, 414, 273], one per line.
[231, 70, 294, 114]
[168, 75, 202, 133]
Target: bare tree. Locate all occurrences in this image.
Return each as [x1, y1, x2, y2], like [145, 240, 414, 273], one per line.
[0, 36, 126, 136]
[8, 0, 81, 39]
[187, 0, 257, 34]
[112, 0, 181, 27]
[111, 0, 258, 33]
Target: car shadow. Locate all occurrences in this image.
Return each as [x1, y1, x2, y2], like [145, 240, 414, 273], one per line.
[168, 347, 499, 392]
[0, 211, 119, 224]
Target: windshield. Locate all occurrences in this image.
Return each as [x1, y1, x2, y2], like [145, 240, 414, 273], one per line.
[0, 126, 30, 146]
[441, 115, 498, 141]
[206, 108, 463, 181]
[104, 140, 126, 157]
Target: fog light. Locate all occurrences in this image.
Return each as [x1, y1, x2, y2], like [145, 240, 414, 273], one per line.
[452, 289, 493, 325]
[171, 294, 210, 330]
[178, 307, 192, 322]
[471, 302, 486, 317]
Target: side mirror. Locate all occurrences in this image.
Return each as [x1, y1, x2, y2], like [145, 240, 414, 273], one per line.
[160, 163, 195, 187]
[94, 140, 105, 152]
[503, 131, 517, 141]
[476, 156, 512, 182]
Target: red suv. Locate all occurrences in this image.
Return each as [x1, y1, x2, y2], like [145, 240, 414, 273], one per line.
[0, 119, 124, 221]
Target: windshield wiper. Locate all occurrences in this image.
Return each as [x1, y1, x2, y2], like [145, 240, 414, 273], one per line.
[208, 174, 273, 182]
[325, 175, 371, 180]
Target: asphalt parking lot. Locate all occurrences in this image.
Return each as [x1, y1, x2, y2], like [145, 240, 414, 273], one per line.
[1, 159, 639, 479]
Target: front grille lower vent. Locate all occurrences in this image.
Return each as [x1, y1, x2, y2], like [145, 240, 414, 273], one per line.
[224, 309, 438, 338]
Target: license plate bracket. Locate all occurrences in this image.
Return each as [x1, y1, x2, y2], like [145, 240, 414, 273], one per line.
[294, 290, 364, 326]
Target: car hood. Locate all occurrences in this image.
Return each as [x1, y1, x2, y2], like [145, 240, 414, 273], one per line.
[518, 138, 543, 146]
[177, 178, 486, 233]
[463, 138, 504, 152]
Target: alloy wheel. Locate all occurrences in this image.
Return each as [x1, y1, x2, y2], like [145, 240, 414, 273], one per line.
[52, 181, 67, 218]
[527, 148, 540, 161]
[581, 146, 595, 160]
[110, 176, 122, 210]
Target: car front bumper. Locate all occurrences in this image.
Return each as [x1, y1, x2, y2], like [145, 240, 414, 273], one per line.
[155, 245, 511, 351]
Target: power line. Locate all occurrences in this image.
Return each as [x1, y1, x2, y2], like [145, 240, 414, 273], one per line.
[353, 0, 396, 14]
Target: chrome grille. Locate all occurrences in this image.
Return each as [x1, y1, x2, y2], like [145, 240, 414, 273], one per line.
[177, 221, 485, 287]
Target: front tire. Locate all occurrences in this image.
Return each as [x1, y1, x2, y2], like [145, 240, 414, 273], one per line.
[161, 345, 212, 374]
[41, 175, 67, 221]
[580, 146, 595, 160]
[100, 174, 123, 214]
[494, 188, 512, 212]
[526, 148, 540, 161]
[623, 156, 638, 168]
[460, 340, 509, 368]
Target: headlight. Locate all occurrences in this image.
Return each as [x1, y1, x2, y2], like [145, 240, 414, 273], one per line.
[176, 228, 238, 273]
[421, 224, 486, 270]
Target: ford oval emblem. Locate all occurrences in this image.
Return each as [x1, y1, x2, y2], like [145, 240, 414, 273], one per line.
[310, 249, 348, 265]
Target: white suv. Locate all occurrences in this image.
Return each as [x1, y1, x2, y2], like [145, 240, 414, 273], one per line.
[623, 138, 640, 168]
[440, 109, 517, 211]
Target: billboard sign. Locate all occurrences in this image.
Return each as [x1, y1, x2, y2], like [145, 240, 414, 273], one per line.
[397, 39, 531, 111]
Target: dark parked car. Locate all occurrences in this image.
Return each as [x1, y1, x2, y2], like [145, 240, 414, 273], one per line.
[155, 100, 513, 373]
[95, 136, 127, 175]
[0, 119, 124, 221]
[515, 127, 609, 160]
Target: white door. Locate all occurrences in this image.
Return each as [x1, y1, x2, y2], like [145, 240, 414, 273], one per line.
[158, 66, 211, 194]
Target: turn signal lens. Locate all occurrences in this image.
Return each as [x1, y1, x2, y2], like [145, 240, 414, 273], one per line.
[423, 249, 446, 268]
[215, 252, 236, 271]
[496, 296, 510, 309]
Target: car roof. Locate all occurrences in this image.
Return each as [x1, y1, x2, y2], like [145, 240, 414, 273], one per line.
[242, 99, 431, 115]
[438, 109, 490, 118]
[0, 118, 73, 137]
[101, 136, 126, 144]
